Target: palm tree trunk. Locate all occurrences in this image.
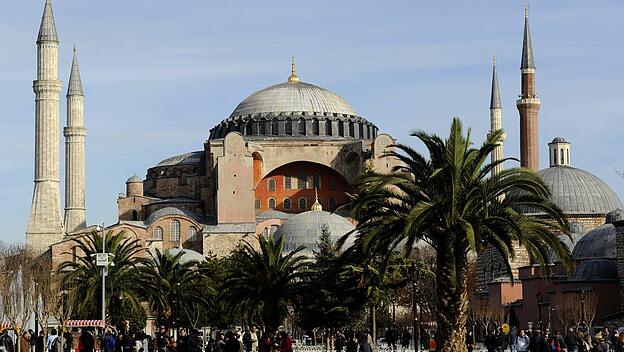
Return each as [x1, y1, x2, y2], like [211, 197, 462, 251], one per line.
[435, 240, 469, 352]
[371, 306, 377, 346]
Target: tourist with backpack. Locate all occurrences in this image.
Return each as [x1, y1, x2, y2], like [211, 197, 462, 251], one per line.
[46, 329, 60, 352]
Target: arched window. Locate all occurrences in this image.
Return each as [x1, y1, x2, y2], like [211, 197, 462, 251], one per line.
[358, 123, 364, 138]
[298, 172, 307, 189]
[268, 197, 276, 209]
[560, 148, 564, 164]
[170, 220, 180, 242]
[131, 210, 138, 221]
[325, 118, 332, 136]
[188, 226, 197, 241]
[259, 118, 267, 135]
[153, 226, 163, 240]
[285, 118, 293, 135]
[553, 149, 557, 164]
[283, 198, 292, 210]
[348, 121, 355, 137]
[272, 118, 279, 135]
[329, 198, 337, 211]
[312, 118, 319, 135]
[298, 197, 307, 210]
[284, 175, 292, 189]
[567, 149, 570, 164]
[255, 198, 261, 210]
[298, 117, 306, 135]
[245, 122, 253, 136]
[268, 178, 277, 192]
[338, 121, 344, 136]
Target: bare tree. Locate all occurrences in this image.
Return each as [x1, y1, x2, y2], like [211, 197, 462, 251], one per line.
[580, 291, 598, 329]
[553, 295, 579, 331]
[0, 244, 37, 352]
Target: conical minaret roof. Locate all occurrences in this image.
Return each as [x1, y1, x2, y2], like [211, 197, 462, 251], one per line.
[37, 0, 58, 43]
[521, 7, 535, 69]
[67, 47, 84, 96]
[490, 57, 502, 109]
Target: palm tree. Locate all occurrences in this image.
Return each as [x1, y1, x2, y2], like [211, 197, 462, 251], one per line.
[58, 230, 148, 326]
[222, 235, 310, 333]
[139, 249, 208, 329]
[344, 118, 571, 352]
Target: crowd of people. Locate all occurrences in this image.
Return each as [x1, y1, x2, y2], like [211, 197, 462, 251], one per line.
[479, 326, 624, 352]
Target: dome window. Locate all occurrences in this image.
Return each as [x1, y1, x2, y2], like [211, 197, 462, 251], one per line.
[312, 118, 320, 135]
[325, 118, 332, 136]
[268, 197, 276, 210]
[284, 198, 292, 210]
[338, 121, 345, 137]
[298, 117, 306, 135]
[285, 118, 293, 135]
[348, 121, 355, 137]
[153, 226, 163, 240]
[272, 118, 279, 135]
[259, 118, 267, 135]
[170, 220, 181, 242]
[298, 197, 307, 210]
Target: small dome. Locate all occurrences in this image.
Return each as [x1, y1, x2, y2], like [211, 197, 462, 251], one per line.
[165, 248, 205, 264]
[126, 175, 142, 183]
[256, 210, 292, 221]
[145, 207, 202, 225]
[274, 210, 356, 253]
[155, 151, 204, 167]
[535, 166, 623, 215]
[569, 259, 618, 281]
[606, 209, 624, 224]
[571, 223, 616, 260]
[550, 137, 568, 144]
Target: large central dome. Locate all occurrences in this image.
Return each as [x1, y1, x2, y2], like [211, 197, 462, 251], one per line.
[209, 67, 377, 140]
[229, 81, 357, 118]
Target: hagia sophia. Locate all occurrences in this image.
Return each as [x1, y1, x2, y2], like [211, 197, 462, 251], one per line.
[25, 1, 624, 329]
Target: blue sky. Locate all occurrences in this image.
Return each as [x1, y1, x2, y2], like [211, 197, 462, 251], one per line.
[2, 1, 623, 243]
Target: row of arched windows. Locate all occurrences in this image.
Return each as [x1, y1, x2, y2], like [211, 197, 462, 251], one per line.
[211, 118, 378, 140]
[266, 175, 327, 192]
[152, 221, 198, 242]
[255, 197, 337, 211]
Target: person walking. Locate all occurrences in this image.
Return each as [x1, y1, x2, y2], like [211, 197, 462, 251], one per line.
[21, 331, 31, 352]
[46, 329, 60, 352]
[79, 329, 95, 352]
[465, 331, 475, 352]
[400, 329, 411, 351]
[515, 330, 530, 352]
[103, 329, 117, 352]
[564, 328, 578, 352]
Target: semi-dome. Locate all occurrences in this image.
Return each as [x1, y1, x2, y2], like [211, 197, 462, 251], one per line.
[572, 223, 616, 260]
[165, 248, 205, 264]
[568, 258, 618, 281]
[273, 209, 356, 253]
[145, 207, 202, 225]
[535, 166, 623, 215]
[209, 67, 378, 140]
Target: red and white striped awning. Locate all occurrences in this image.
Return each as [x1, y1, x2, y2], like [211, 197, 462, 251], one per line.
[0, 323, 12, 330]
[65, 320, 102, 327]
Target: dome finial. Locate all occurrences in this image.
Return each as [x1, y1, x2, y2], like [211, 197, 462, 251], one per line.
[288, 56, 299, 83]
[525, 4, 529, 18]
[311, 188, 323, 211]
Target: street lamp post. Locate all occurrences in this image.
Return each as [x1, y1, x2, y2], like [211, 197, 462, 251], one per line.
[536, 292, 542, 330]
[580, 289, 586, 325]
[410, 262, 420, 352]
[95, 224, 110, 329]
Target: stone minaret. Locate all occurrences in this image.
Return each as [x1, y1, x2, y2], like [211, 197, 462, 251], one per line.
[26, 0, 64, 254]
[516, 7, 541, 171]
[489, 57, 505, 176]
[64, 47, 87, 233]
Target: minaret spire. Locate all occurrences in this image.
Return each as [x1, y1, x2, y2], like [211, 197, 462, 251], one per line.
[64, 47, 87, 233]
[516, 6, 541, 171]
[489, 57, 505, 176]
[27, 0, 64, 254]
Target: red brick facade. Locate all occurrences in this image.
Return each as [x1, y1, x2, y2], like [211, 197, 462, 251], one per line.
[254, 161, 351, 213]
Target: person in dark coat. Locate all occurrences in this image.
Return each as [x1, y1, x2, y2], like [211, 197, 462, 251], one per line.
[36, 332, 45, 352]
[177, 329, 189, 352]
[79, 329, 95, 352]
